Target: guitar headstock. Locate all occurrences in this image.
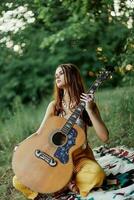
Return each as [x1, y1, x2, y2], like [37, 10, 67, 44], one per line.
[86, 65, 114, 95]
[98, 66, 114, 82]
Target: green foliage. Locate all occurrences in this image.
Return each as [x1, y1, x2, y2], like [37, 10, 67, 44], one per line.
[0, 0, 133, 109]
[120, 71, 134, 87]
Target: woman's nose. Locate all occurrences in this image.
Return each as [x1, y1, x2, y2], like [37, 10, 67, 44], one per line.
[56, 74, 60, 79]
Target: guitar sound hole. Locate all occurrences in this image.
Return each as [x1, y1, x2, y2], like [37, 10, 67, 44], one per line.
[52, 132, 66, 146]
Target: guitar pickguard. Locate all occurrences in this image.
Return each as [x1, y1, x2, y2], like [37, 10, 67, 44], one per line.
[54, 128, 77, 164]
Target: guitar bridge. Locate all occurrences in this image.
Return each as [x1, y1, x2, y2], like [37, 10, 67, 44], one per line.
[35, 149, 57, 167]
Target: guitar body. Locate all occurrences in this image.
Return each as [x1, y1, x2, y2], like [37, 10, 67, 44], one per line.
[12, 116, 86, 193]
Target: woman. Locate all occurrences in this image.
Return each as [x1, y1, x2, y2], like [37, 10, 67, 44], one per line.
[13, 63, 109, 199]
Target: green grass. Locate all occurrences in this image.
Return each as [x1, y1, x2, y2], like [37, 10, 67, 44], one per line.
[88, 86, 134, 148]
[0, 86, 134, 199]
[0, 97, 50, 200]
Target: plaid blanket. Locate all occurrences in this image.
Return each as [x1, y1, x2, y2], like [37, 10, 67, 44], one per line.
[36, 146, 134, 200]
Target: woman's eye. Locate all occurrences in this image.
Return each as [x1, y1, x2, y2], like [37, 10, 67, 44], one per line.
[60, 71, 64, 75]
[55, 71, 64, 78]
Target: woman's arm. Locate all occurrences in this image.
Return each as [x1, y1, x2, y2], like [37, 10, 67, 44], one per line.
[87, 102, 109, 142]
[80, 93, 109, 143]
[36, 100, 55, 133]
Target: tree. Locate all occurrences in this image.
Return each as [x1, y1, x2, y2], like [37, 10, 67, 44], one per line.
[0, 0, 133, 108]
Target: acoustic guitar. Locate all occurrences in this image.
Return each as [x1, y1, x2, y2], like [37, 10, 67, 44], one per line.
[12, 67, 113, 193]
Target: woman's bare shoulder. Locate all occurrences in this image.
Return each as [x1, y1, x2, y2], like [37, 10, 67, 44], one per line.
[48, 100, 56, 107]
[46, 100, 56, 113]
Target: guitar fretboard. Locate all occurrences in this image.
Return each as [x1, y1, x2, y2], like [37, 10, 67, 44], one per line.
[61, 77, 104, 135]
[61, 69, 112, 135]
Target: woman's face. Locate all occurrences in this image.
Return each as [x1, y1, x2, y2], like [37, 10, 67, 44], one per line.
[55, 67, 66, 88]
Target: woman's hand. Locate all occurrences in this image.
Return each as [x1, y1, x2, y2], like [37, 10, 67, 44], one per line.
[68, 180, 79, 194]
[80, 93, 95, 112]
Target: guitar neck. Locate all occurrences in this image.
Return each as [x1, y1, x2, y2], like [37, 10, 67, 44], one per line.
[61, 67, 113, 135]
[61, 78, 103, 135]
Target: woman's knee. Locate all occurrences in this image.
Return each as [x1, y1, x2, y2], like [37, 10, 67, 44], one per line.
[12, 175, 38, 199]
[75, 160, 106, 196]
[77, 163, 105, 184]
[95, 164, 106, 179]
[92, 163, 106, 187]
[12, 175, 29, 192]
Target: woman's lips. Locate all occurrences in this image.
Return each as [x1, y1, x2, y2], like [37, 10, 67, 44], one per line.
[56, 80, 61, 83]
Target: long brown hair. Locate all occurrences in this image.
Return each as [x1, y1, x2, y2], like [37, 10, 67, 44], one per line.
[53, 63, 92, 127]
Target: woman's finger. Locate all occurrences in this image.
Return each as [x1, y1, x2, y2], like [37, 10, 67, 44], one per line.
[80, 98, 86, 102]
[81, 93, 94, 98]
[80, 95, 87, 99]
[80, 97, 92, 102]
[80, 94, 94, 101]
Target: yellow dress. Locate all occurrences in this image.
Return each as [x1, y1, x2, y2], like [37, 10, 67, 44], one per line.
[13, 175, 38, 199]
[73, 145, 106, 197]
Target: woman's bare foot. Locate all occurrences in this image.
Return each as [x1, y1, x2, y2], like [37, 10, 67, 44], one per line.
[68, 180, 79, 194]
